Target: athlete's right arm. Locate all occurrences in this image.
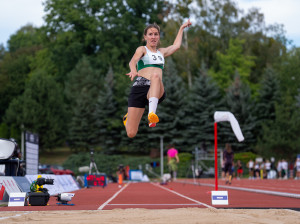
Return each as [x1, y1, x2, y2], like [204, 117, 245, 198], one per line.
[127, 46, 145, 81]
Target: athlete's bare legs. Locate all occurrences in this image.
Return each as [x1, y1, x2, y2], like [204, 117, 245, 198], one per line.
[147, 73, 164, 100]
[125, 107, 145, 138]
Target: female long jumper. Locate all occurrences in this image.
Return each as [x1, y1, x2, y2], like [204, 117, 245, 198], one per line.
[124, 20, 192, 138]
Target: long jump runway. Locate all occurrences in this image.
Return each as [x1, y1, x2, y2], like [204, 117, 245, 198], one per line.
[1, 179, 300, 211]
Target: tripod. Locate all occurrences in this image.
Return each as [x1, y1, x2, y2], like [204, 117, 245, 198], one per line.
[89, 149, 99, 175]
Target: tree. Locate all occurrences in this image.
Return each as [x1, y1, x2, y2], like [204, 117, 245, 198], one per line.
[209, 38, 256, 92]
[0, 25, 43, 122]
[222, 75, 257, 151]
[184, 65, 224, 151]
[43, 0, 168, 82]
[278, 48, 300, 101]
[0, 123, 9, 139]
[68, 93, 99, 151]
[7, 25, 42, 53]
[296, 89, 300, 108]
[94, 68, 121, 153]
[64, 56, 102, 151]
[257, 101, 300, 160]
[255, 67, 281, 138]
[4, 71, 67, 150]
[0, 44, 5, 61]
[193, 0, 287, 86]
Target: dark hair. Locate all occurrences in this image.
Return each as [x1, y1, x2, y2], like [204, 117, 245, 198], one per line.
[142, 23, 161, 46]
[167, 144, 175, 149]
[143, 23, 160, 36]
[225, 143, 232, 152]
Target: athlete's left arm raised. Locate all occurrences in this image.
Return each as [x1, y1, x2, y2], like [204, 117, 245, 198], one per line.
[159, 19, 192, 57]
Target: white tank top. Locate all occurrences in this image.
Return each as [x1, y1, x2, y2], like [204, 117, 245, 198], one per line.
[265, 162, 271, 170]
[296, 161, 300, 170]
[248, 161, 254, 168]
[137, 46, 165, 71]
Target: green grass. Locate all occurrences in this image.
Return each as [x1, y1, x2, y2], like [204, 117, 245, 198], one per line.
[39, 147, 73, 165]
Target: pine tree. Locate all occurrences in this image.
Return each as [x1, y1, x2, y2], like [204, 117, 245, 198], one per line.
[222, 74, 257, 151]
[65, 56, 102, 151]
[94, 69, 120, 153]
[68, 93, 99, 151]
[295, 89, 300, 107]
[185, 66, 224, 151]
[257, 101, 300, 160]
[4, 71, 67, 150]
[255, 67, 281, 138]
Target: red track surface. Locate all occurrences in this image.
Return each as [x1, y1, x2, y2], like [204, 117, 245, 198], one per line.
[1, 179, 300, 211]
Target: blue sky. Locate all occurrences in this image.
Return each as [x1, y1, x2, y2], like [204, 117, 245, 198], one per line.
[0, 0, 300, 48]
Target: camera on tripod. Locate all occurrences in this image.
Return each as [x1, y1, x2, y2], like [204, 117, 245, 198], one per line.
[89, 148, 99, 174]
[28, 177, 54, 206]
[35, 178, 54, 188]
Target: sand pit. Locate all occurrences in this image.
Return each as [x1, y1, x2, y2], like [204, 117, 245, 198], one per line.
[1, 208, 300, 224]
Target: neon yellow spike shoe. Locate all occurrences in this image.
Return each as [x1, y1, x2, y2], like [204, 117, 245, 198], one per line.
[148, 112, 159, 127]
[123, 113, 128, 126]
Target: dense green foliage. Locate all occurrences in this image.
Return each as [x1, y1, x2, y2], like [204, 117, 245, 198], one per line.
[63, 151, 192, 178]
[0, 0, 299, 161]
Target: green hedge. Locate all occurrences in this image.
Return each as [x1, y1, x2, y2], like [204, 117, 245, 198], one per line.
[63, 152, 193, 178]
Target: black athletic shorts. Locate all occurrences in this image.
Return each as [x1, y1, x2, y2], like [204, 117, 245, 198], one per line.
[224, 163, 233, 175]
[128, 85, 166, 108]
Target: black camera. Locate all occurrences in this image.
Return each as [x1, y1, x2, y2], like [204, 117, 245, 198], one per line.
[28, 177, 55, 206]
[36, 178, 54, 186]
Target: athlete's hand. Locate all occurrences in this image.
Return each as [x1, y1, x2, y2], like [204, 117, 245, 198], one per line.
[181, 19, 192, 29]
[126, 71, 138, 81]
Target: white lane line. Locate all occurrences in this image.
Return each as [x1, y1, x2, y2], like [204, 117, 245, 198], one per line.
[0, 212, 32, 220]
[177, 180, 300, 199]
[109, 204, 201, 206]
[151, 182, 214, 208]
[98, 183, 130, 210]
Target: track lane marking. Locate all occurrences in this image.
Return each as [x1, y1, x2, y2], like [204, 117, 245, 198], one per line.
[177, 180, 300, 199]
[108, 204, 201, 206]
[98, 183, 130, 210]
[0, 212, 32, 220]
[151, 182, 214, 208]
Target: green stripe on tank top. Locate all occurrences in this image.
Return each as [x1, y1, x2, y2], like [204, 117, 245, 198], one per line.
[137, 60, 164, 71]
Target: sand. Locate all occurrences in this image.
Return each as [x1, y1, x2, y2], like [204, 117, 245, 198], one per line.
[0, 208, 300, 224]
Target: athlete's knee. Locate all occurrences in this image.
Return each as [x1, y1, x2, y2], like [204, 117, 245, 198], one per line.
[127, 129, 137, 138]
[150, 73, 160, 81]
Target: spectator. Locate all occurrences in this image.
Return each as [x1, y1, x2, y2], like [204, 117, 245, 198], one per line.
[254, 162, 260, 179]
[247, 159, 254, 179]
[223, 143, 234, 185]
[221, 158, 225, 180]
[277, 159, 283, 179]
[265, 159, 271, 178]
[167, 144, 179, 181]
[236, 160, 243, 179]
[289, 161, 294, 179]
[295, 157, 300, 180]
[281, 159, 288, 179]
[232, 161, 236, 179]
[260, 160, 267, 179]
[117, 164, 126, 184]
